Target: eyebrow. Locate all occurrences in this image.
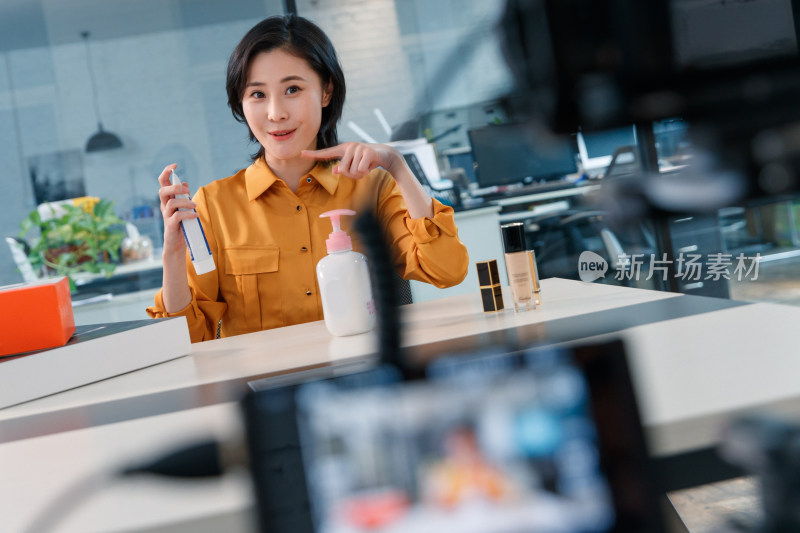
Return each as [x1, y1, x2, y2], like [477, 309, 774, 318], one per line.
[245, 75, 308, 88]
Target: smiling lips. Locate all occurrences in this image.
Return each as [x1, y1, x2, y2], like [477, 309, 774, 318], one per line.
[270, 129, 296, 141]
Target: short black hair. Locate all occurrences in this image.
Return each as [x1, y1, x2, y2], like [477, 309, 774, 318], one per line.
[226, 15, 346, 161]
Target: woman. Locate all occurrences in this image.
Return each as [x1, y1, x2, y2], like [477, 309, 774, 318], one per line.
[148, 15, 469, 342]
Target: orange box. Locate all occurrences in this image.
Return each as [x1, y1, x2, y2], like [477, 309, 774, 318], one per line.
[0, 277, 75, 357]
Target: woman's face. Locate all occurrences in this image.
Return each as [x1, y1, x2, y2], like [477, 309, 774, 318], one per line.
[242, 48, 332, 165]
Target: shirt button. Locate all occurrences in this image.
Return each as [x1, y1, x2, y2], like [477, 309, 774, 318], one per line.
[296, 205, 301, 211]
[306, 290, 312, 296]
[301, 246, 308, 252]
[306, 177, 312, 183]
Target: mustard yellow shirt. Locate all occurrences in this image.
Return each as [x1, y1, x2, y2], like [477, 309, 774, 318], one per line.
[147, 158, 469, 342]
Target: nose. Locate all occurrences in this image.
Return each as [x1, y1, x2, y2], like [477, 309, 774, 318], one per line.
[267, 98, 288, 122]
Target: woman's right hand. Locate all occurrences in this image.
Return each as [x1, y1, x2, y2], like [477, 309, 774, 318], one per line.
[157, 163, 199, 259]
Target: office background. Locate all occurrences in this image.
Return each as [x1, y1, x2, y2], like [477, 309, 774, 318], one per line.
[2, 0, 800, 308]
[0, 0, 512, 287]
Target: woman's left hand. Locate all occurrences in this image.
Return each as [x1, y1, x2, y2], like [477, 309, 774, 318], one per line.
[303, 141, 433, 219]
[301, 142, 403, 179]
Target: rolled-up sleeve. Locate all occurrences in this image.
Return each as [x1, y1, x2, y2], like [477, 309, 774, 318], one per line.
[378, 174, 469, 288]
[147, 285, 226, 343]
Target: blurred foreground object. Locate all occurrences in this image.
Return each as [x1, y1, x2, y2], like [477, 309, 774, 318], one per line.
[720, 415, 800, 532]
[499, 0, 800, 205]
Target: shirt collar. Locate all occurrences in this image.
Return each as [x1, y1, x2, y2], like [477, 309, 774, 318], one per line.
[245, 158, 340, 201]
[309, 161, 340, 196]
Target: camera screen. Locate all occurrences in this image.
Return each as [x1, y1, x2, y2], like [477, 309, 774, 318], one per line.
[671, 0, 798, 69]
[294, 348, 616, 533]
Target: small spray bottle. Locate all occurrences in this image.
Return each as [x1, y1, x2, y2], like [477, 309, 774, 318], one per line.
[316, 209, 376, 336]
[171, 169, 215, 275]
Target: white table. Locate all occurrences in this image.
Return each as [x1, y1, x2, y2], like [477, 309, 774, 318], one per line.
[3, 278, 800, 532]
[0, 279, 678, 426]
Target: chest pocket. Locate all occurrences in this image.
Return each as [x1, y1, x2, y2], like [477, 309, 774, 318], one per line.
[224, 246, 281, 331]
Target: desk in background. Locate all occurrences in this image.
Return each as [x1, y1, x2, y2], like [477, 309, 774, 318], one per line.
[490, 182, 600, 211]
[72, 256, 163, 297]
[70, 257, 163, 325]
[72, 287, 160, 325]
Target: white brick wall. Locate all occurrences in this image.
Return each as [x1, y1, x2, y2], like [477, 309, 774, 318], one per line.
[298, 0, 417, 143]
[301, 0, 511, 140]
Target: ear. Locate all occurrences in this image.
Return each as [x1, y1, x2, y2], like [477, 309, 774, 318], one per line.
[321, 80, 333, 108]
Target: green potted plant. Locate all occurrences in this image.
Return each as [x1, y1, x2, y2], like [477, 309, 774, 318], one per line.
[18, 197, 126, 283]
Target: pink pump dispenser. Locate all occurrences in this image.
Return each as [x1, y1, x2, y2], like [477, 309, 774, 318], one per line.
[320, 209, 355, 253]
[316, 209, 376, 336]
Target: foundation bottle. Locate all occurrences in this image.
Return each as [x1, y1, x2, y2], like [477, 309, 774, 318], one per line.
[501, 222, 536, 312]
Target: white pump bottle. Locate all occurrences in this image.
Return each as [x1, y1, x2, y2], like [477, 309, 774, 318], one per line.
[316, 209, 376, 336]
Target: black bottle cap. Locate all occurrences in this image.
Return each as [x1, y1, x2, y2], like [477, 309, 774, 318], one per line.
[501, 222, 527, 253]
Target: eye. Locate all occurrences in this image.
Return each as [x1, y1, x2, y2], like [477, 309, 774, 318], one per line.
[249, 90, 265, 99]
[286, 85, 301, 95]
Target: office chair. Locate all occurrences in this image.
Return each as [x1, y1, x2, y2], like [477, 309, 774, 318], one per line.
[599, 228, 636, 287]
[603, 145, 640, 179]
[393, 274, 414, 306]
[527, 210, 605, 279]
[526, 210, 654, 283]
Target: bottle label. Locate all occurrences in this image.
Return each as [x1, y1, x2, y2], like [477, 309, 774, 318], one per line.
[505, 252, 534, 304]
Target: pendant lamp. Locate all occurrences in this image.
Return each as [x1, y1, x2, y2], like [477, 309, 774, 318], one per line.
[81, 31, 123, 152]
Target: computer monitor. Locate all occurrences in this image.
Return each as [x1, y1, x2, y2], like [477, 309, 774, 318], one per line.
[468, 123, 578, 188]
[576, 126, 638, 173]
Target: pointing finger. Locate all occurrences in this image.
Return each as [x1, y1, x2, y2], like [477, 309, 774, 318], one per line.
[301, 146, 345, 160]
